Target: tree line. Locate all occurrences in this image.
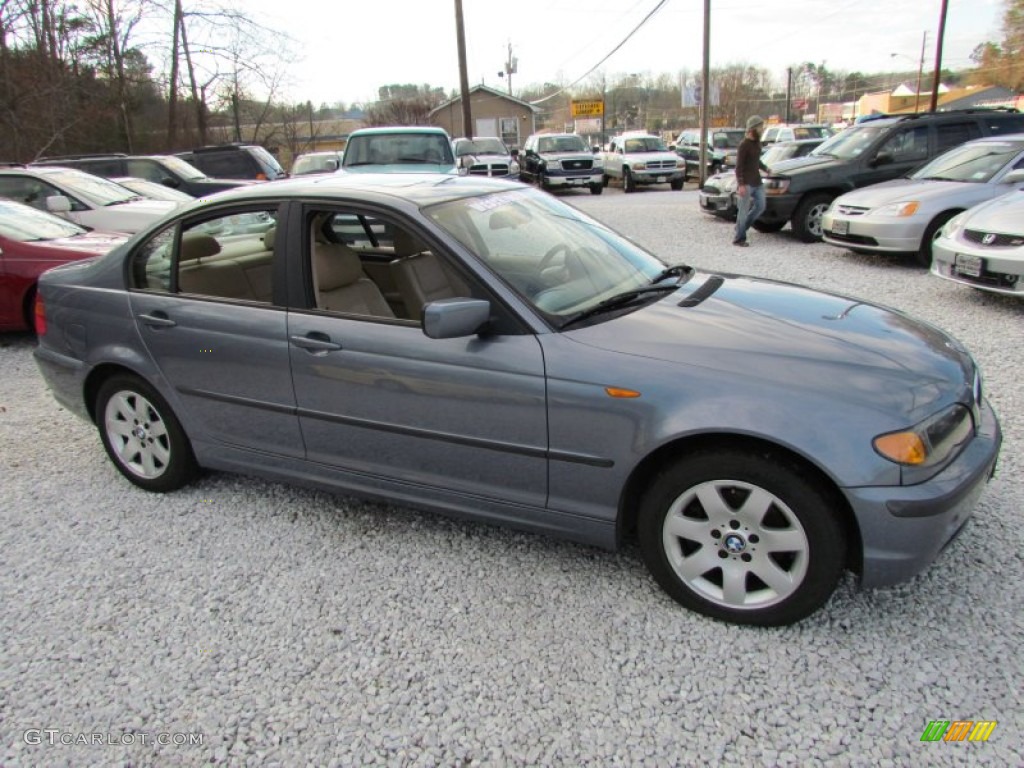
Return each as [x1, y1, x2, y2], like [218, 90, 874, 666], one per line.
[0, 0, 1019, 165]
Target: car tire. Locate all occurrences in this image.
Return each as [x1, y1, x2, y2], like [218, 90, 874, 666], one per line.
[671, 179, 684, 191]
[916, 210, 959, 268]
[602, 174, 610, 188]
[539, 173, 551, 191]
[590, 183, 603, 195]
[791, 192, 834, 243]
[96, 374, 198, 493]
[637, 448, 845, 626]
[752, 220, 785, 233]
[623, 168, 636, 193]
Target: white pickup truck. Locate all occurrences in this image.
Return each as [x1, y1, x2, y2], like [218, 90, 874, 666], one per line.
[601, 132, 686, 192]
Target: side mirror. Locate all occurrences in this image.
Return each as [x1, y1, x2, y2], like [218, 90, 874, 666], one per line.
[1002, 168, 1024, 184]
[45, 195, 72, 213]
[423, 297, 491, 339]
[870, 151, 893, 168]
[160, 177, 180, 188]
[592, 146, 601, 154]
[510, 148, 519, 158]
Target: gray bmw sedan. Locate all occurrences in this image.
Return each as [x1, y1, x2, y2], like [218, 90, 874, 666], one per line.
[32, 173, 1001, 625]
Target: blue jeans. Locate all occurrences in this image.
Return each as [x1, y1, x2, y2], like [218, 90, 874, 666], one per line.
[734, 184, 766, 243]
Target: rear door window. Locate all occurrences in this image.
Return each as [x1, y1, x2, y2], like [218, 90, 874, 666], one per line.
[935, 122, 982, 154]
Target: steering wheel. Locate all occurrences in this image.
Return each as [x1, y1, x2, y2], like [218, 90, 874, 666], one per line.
[537, 243, 573, 274]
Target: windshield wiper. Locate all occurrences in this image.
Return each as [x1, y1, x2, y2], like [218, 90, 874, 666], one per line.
[560, 284, 678, 329]
[650, 264, 694, 285]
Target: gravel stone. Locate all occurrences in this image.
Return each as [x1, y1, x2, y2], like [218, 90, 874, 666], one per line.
[1, 186, 1022, 766]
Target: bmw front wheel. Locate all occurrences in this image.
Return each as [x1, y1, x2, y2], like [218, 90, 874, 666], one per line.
[638, 449, 845, 625]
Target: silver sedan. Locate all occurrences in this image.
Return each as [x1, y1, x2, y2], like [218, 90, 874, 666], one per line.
[822, 134, 1024, 266]
[932, 188, 1024, 296]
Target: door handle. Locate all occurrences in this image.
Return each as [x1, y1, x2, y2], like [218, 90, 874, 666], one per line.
[289, 333, 342, 353]
[138, 312, 176, 328]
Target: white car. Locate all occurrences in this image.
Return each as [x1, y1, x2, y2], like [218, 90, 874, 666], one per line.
[0, 167, 180, 233]
[602, 132, 686, 192]
[821, 134, 1024, 266]
[931, 189, 1024, 296]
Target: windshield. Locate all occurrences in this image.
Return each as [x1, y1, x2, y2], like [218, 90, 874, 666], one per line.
[159, 155, 207, 180]
[0, 199, 87, 240]
[537, 135, 588, 153]
[44, 169, 138, 205]
[624, 137, 669, 152]
[712, 131, 744, 149]
[910, 141, 1024, 183]
[425, 188, 670, 323]
[811, 124, 889, 160]
[114, 178, 194, 202]
[456, 138, 508, 156]
[344, 133, 455, 166]
[248, 145, 285, 174]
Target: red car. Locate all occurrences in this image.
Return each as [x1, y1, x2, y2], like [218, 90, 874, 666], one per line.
[0, 199, 128, 331]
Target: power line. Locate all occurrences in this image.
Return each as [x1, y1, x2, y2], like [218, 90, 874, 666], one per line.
[529, 0, 669, 105]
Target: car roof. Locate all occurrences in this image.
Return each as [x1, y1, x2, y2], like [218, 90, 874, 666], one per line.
[171, 172, 520, 209]
[348, 126, 450, 136]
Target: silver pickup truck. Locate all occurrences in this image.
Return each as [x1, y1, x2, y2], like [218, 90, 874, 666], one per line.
[602, 132, 686, 193]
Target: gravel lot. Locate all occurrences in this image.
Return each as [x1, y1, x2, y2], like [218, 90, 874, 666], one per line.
[2, 186, 1022, 767]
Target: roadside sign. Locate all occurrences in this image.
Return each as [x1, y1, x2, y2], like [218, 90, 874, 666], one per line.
[571, 100, 604, 118]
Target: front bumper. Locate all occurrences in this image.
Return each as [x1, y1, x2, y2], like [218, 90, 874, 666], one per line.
[631, 169, 685, 184]
[698, 189, 736, 217]
[821, 211, 924, 253]
[760, 193, 801, 225]
[931, 241, 1024, 295]
[545, 171, 603, 188]
[843, 397, 1002, 588]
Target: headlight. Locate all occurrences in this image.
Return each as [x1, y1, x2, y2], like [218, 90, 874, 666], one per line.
[873, 404, 973, 468]
[871, 201, 920, 217]
[942, 210, 970, 239]
[633, 162, 646, 170]
[509, 160, 520, 174]
[763, 177, 790, 195]
[545, 159, 561, 170]
[676, 160, 686, 169]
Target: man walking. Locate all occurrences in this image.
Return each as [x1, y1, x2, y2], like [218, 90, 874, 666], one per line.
[733, 115, 769, 247]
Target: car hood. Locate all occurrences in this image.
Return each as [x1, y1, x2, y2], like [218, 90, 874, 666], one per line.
[40, 230, 130, 255]
[567, 272, 972, 415]
[953, 189, 1024, 233]
[834, 178, 985, 207]
[766, 154, 837, 175]
[97, 199, 180, 232]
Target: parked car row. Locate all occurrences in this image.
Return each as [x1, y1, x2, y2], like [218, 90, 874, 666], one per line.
[694, 108, 1024, 297]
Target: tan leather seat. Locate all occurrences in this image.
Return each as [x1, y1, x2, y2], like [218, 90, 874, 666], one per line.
[389, 229, 469, 320]
[315, 242, 394, 318]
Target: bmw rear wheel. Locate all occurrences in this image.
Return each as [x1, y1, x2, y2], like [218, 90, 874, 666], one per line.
[638, 449, 845, 625]
[96, 375, 198, 492]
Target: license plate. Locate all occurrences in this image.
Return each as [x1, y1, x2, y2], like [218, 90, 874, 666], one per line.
[657, 176, 666, 183]
[955, 253, 983, 277]
[570, 178, 584, 185]
[832, 219, 849, 236]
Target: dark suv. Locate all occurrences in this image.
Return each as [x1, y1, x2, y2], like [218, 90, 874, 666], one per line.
[756, 108, 1024, 241]
[176, 144, 287, 181]
[30, 154, 250, 196]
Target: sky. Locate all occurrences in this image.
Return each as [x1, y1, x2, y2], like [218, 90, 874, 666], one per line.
[242, 0, 1006, 105]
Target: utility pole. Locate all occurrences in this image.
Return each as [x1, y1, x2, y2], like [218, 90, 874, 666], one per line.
[502, 41, 517, 96]
[454, 0, 473, 138]
[915, 31, 927, 113]
[785, 67, 792, 124]
[699, 0, 710, 186]
[929, 0, 948, 113]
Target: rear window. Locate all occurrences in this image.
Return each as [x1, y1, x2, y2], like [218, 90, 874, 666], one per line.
[985, 115, 1024, 135]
